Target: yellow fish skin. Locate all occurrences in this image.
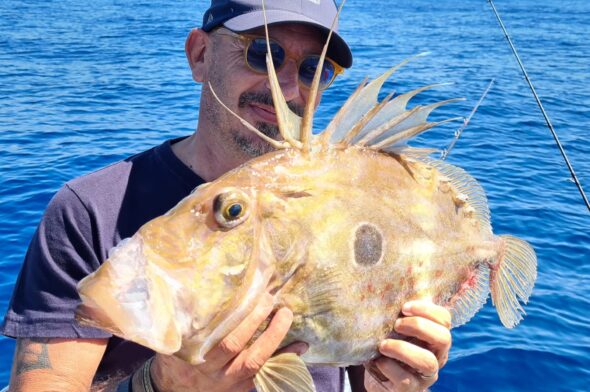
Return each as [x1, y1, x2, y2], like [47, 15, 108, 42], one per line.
[76, 20, 537, 390]
[77, 141, 536, 366]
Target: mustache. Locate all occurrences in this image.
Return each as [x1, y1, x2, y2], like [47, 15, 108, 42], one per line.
[238, 92, 304, 117]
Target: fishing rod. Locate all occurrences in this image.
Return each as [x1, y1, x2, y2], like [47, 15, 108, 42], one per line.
[487, 0, 590, 212]
[441, 79, 495, 161]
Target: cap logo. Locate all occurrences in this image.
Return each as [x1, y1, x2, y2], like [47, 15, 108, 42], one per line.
[306, 0, 321, 4]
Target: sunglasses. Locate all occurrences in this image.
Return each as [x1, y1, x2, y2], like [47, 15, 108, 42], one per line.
[215, 28, 344, 90]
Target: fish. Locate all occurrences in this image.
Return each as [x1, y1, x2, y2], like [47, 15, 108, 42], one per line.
[75, 7, 537, 392]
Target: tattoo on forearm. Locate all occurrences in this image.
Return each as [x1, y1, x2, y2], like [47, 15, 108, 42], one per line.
[15, 338, 52, 375]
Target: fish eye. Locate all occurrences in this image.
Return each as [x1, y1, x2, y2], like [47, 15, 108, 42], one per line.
[224, 203, 243, 220]
[213, 189, 250, 229]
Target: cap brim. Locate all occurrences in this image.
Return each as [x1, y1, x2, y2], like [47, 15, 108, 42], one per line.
[224, 10, 352, 68]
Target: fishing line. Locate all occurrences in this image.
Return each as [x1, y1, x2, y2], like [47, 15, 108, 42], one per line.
[441, 79, 495, 161]
[487, 0, 590, 212]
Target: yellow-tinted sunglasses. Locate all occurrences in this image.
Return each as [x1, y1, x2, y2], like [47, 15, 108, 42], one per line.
[215, 28, 344, 90]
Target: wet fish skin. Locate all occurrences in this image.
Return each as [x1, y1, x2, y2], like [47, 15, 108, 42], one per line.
[77, 142, 535, 367]
[76, 22, 537, 391]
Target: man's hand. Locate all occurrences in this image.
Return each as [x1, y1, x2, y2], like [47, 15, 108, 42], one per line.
[149, 292, 308, 392]
[364, 300, 452, 392]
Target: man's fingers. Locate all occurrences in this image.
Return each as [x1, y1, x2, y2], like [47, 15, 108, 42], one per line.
[230, 306, 294, 378]
[378, 339, 439, 381]
[371, 358, 434, 392]
[203, 292, 274, 369]
[401, 300, 452, 329]
[394, 316, 451, 367]
[274, 341, 309, 356]
[364, 367, 396, 392]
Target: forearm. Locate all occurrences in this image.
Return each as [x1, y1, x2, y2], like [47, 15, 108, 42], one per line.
[8, 338, 107, 392]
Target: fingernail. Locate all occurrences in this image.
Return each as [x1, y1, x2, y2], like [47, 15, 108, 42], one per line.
[394, 318, 402, 330]
[293, 342, 309, 355]
[402, 302, 413, 314]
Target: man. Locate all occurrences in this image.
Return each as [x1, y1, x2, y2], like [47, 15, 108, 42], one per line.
[2, 1, 452, 391]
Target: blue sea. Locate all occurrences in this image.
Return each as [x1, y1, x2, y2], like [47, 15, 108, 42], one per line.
[1, 0, 589, 390]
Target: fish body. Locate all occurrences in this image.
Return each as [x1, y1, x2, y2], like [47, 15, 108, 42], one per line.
[76, 18, 537, 391]
[77, 142, 535, 365]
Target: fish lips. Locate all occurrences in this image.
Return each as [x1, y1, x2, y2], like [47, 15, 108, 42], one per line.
[76, 235, 182, 354]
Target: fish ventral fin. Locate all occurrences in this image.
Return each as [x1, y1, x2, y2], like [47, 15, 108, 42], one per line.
[255, 352, 316, 392]
[491, 235, 537, 328]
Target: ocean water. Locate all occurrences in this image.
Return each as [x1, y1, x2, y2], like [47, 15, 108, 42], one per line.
[0, 0, 588, 390]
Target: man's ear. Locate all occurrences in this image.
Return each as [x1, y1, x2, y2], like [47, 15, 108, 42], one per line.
[185, 28, 209, 83]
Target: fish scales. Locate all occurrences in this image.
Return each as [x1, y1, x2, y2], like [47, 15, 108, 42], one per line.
[75, 12, 537, 392]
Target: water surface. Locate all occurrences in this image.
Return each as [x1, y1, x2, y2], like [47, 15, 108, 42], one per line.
[1, 0, 589, 390]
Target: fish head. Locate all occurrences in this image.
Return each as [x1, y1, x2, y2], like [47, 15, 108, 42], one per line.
[76, 164, 312, 363]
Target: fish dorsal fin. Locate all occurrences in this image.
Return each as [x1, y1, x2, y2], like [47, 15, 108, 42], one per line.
[390, 146, 439, 158]
[320, 53, 429, 146]
[255, 353, 316, 392]
[354, 83, 451, 145]
[339, 93, 394, 145]
[371, 116, 462, 151]
[418, 157, 492, 231]
[262, 3, 303, 149]
[299, 1, 344, 152]
[366, 98, 464, 149]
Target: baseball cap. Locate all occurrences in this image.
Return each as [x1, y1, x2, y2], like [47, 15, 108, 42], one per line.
[201, 0, 353, 68]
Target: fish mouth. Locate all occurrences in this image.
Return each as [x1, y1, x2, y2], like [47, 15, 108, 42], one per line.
[76, 300, 123, 336]
[249, 103, 278, 124]
[76, 235, 182, 354]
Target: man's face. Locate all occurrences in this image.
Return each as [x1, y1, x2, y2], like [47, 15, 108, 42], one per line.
[200, 23, 327, 159]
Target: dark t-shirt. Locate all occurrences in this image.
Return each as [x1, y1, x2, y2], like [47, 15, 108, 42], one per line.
[2, 138, 345, 390]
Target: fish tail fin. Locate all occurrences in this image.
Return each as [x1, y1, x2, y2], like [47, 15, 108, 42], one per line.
[490, 235, 537, 328]
[254, 352, 316, 392]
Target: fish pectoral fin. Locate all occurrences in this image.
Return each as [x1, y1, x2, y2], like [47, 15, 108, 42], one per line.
[490, 235, 537, 328]
[254, 353, 316, 392]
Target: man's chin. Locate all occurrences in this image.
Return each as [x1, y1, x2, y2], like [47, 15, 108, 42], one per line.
[232, 123, 280, 158]
[232, 133, 275, 158]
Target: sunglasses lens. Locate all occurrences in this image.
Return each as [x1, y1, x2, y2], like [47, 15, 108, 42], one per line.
[247, 38, 285, 72]
[245, 37, 337, 89]
[299, 56, 336, 89]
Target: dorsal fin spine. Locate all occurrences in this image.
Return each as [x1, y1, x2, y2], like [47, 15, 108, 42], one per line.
[371, 117, 462, 150]
[301, 0, 346, 153]
[357, 106, 421, 146]
[323, 52, 430, 147]
[319, 77, 369, 148]
[340, 93, 394, 145]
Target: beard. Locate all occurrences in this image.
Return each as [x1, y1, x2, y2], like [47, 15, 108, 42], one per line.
[232, 122, 280, 157]
[234, 92, 304, 157]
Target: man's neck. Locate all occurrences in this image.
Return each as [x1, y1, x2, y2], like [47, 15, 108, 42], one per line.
[171, 130, 244, 182]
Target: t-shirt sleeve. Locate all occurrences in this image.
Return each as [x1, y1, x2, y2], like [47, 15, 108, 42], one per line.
[2, 184, 111, 339]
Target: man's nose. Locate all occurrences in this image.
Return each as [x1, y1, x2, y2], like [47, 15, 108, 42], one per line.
[269, 59, 301, 102]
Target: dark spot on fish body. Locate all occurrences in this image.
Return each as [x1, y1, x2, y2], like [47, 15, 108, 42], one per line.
[354, 224, 383, 266]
